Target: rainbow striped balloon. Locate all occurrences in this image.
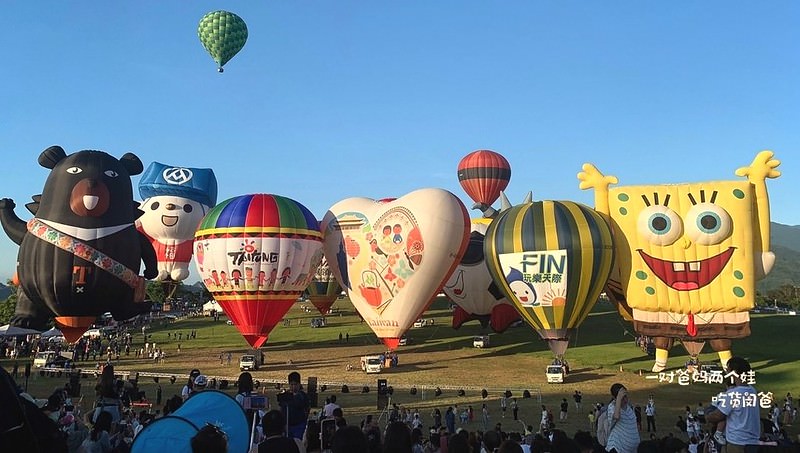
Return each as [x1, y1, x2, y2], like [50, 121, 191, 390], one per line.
[194, 194, 323, 348]
[484, 200, 614, 356]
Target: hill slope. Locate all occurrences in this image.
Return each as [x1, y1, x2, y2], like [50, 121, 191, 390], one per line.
[772, 222, 800, 251]
[761, 222, 800, 291]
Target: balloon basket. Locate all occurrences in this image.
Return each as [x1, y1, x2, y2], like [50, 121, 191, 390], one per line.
[55, 316, 95, 343]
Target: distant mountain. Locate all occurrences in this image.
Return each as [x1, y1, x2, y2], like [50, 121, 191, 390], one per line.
[760, 222, 800, 291]
[0, 283, 11, 301]
[772, 222, 800, 252]
[187, 281, 207, 294]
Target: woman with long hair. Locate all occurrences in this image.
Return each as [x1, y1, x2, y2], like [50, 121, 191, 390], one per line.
[304, 419, 322, 453]
[93, 365, 122, 425]
[383, 421, 412, 453]
[80, 410, 115, 452]
[411, 428, 425, 453]
[235, 371, 269, 445]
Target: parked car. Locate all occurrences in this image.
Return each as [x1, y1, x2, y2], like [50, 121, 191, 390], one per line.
[473, 335, 490, 348]
[546, 365, 566, 383]
[48, 355, 73, 368]
[239, 354, 258, 371]
[33, 351, 58, 368]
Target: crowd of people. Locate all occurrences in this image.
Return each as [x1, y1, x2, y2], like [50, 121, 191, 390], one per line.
[2, 356, 800, 452]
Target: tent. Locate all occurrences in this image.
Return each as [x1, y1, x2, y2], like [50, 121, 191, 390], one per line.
[0, 325, 41, 337]
[40, 327, 64, 339]
[131, 390, 249, 453]
[202, 300, 221, 316]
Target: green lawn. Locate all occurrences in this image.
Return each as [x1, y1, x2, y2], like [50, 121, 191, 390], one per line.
[3, 298, 797, 438]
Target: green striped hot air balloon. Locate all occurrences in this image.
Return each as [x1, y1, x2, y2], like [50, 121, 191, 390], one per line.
[484, 200, 614, 357]
[198, 10, 248, 72]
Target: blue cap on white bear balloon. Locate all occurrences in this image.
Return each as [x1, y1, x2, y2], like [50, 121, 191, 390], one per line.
[138, 162, 218, 207]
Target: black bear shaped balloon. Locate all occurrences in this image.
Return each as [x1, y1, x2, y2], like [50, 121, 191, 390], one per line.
[0, 146, 157, 341]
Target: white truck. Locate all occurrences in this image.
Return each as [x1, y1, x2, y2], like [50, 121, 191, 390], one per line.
[473, 335, 490, 348]
[546, 364, 566, 383]
[239, 354, 258, 371]
[360, 355, 383, 374]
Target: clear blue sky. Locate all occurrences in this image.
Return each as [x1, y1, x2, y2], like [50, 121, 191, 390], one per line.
[1, 1, 797, 283]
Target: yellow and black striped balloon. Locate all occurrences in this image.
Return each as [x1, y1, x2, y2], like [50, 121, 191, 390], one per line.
[484, 200, 614, 355]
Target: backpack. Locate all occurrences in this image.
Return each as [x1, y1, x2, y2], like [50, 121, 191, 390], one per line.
[596, 407, 611, 447]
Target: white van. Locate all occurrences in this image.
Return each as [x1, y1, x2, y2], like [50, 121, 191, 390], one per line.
[33, 351, 58, 368]
[473, 335, 490, 348]
[239, 354, 258, 371]
[546, 365, 566, 383]
[361, 355, 383, 373]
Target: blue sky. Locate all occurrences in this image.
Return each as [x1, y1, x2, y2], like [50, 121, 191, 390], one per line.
[1, 1, 797, 283]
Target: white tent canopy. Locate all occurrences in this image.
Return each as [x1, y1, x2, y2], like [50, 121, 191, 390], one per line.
[202, 300, 221, 315]
[40, 327, 64, 339]
[0, 324, 41, 337]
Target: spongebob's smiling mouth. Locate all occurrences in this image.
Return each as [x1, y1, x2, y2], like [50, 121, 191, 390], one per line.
[637, 247, 735, 291]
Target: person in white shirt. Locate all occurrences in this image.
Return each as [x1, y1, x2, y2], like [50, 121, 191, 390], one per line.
[605, 383, 640, 453]
[706, 357, 762, 453]
[181, 369, 201, 401]
[323, 394, 341, 418]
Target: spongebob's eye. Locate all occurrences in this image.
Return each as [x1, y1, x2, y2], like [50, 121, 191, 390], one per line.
[66, 167, 82, 174]
[686, 203, 731, 245]
[104, 170, 119, 178]
[637, 205, 683, 246]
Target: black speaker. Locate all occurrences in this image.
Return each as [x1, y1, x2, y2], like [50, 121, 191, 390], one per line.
[377, 393, 388, 410]
[377, 379, 388, 396]
[307, 377, 318, 407]
[481, 389, 488, 399]
[69, 372, 81, 397]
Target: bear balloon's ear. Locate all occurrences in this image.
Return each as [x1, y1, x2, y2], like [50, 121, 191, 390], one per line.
[134, 202, 145, 220]
[25, 195, 42, 215]
[39, 145, 67, 169]
[119, 153, 144, 176]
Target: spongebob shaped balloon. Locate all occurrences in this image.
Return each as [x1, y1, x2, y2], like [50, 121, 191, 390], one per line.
[579, 151, 780, 372]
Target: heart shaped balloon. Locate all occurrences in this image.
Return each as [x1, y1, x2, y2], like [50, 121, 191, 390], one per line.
[322, 188, 470, 350]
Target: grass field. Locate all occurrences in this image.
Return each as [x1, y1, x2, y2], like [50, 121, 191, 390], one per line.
[4, 298, 798, 438]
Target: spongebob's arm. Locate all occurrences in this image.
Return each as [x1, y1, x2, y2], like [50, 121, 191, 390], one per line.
[735, 151, 781, 279]
[577, 163, 618, 215]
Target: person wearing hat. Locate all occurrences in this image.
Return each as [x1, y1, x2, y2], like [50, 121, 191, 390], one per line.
[604, 383, 640, 453]
[190, 374, 209, 397]
[258, 409, 300, 453]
